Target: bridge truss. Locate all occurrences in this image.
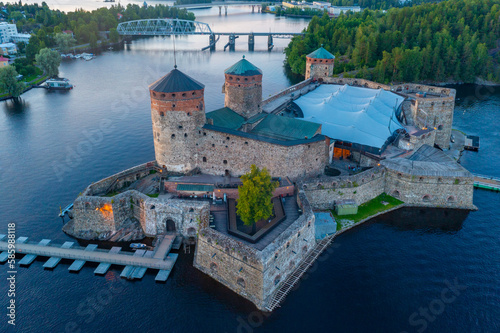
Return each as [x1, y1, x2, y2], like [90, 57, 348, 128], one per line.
[117, 19, 213, 36]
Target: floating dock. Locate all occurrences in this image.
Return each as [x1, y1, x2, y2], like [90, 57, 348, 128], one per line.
[473, 173, 500, 191]
[0, 236, 179, 282]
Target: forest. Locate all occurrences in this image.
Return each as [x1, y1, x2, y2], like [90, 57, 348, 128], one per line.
[285, 0, 500, 83]
[326, 0, 441, 10]
[0, 2, 195, 45]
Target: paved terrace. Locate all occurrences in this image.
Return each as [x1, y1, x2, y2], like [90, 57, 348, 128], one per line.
[210, 197, 300, 251]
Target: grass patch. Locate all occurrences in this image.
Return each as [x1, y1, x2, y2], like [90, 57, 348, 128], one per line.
[104, 191, 120, 197]
[147, 193, 159, 198]
[332, 193, 403, 225]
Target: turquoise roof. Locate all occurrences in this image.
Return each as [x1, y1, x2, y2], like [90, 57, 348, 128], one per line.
[307, 47, 335, 60]
[224, 56, 262, 76]
[206, 107, 245, 130]
[250, 114, 321, 141]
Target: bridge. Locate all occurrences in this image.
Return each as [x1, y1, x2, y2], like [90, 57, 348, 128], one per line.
[117, 19, 304, 51]
[0, 234, 181, 281]
[172, 1, 278, 15]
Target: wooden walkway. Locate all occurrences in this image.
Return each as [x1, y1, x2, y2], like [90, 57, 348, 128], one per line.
[473, 173, 500, 191]
[265, 235, 336, 312]
[0, 235, 179, 281]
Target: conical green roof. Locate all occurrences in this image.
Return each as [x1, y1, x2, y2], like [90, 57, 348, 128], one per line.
[224, 56, 262, 76]
[307, 47, 335, 59]
[150, 68, 204, 93]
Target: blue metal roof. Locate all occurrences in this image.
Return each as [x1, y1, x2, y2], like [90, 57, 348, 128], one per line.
[307, 47, 335, 59]
[224, 56, 263, 76]
[206, 107, 245, 130]
[250, 114, 321, 141]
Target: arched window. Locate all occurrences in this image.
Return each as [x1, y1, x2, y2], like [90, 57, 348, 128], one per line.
[237, 278, 246, 288]
[189, 208, 194, 212]
[203, 157, 207, 162]
[171, 134, 175, 139]
[391, 190, 400, 199]
[187, 227, 196, 236]
[422, 195, 431, 202]
[210, 262, 217, 271]
[223, 160, 228, 165]
[447, 196, 456, 203]
[171, 93, 176, 98]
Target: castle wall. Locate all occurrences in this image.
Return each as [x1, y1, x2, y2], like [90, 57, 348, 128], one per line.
[384, 169, 475, 209]
[68, 190, 210, 238]
[224, 73, 262, 119]
[196, 128, 328, 179]
[193, 192, 316, 310]
[301, 167, 386, 210]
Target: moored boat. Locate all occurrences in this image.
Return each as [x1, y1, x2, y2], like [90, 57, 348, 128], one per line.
[45, 78, 74, 90]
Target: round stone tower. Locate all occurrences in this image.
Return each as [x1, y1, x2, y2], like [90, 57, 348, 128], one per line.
[305, 46, 335, 81]
[149, 67, 206, 172]
[223, 56, 262, 119]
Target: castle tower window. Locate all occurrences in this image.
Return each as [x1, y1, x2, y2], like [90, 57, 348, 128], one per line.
[438, 125, 443, 130]
[182, 93, 186, 97]
[192, 92, 196, 95]
[422, 195, 431, 202]
[161, 93, 165, 98]
[447, 196, 456, 203]
[153, 92, 157, 97]
[302, 245, 307, 253]
[223, 160, 228, 165]
[237, 278, 246, 288]
[391, 190, 400, 199]
[160, 112, 164, 117]
[203, 132, 207, 136]
[184, 133, 188, 137]
[203, 157, 207, 162]
[172, 93, 176, 98]
[171, 134, 175, 139]
[178, 125, 183, 129]
[187, 112, 191, 116]
[172, 104, 176, 108]
[419, 177, 424, 182]
[226, 137, 230, 140]
[210, 263, 217, 271]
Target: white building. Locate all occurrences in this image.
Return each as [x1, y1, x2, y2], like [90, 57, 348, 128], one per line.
[312, 1, 330, 9]
[0, 22, 31, 44]
[328, 6, 361, 16]
[11, 33, 31, 44]
[0, 22, 18, 44]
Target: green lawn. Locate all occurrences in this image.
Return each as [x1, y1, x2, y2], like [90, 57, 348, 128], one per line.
[147, 193, 159, 198]
[333, 193, 404, 229]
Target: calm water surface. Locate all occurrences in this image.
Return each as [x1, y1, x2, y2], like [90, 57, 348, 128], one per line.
[0, 8, 499, 333]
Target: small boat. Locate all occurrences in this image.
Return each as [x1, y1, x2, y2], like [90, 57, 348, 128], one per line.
[130, 243, 147, 249]
[45, 78, 73, 90]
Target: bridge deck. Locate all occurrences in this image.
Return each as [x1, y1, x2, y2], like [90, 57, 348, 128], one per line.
[0, 239, 177, 270]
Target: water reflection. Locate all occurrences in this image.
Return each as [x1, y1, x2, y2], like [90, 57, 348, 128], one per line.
[3, 98, 30, 114]
[374, 207, 470, 233]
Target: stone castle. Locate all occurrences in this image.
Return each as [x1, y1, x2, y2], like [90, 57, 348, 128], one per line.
[65, 46, 475, 311]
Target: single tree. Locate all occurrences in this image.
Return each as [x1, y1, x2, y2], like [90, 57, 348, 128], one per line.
[237, 165, 279, 226]
[35, 48, 61, 78]
[0, 66, 25, 99]
[54, 32, 76, 53]
[25, 35, 41, 62]
[109, 28, 120, 43]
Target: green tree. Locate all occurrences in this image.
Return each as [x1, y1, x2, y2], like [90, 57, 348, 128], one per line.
[25, 35, 41, 62]
[0, 66, 25, 99]
[236, 165, 279, 226]
[89, 33, 98, 49]
[54, 32, 76, 52]
[35, 48, 61, 78]
[109, 28, 120, 43]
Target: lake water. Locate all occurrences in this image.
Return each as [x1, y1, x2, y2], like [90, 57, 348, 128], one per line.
[1, 7, 499, 333]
